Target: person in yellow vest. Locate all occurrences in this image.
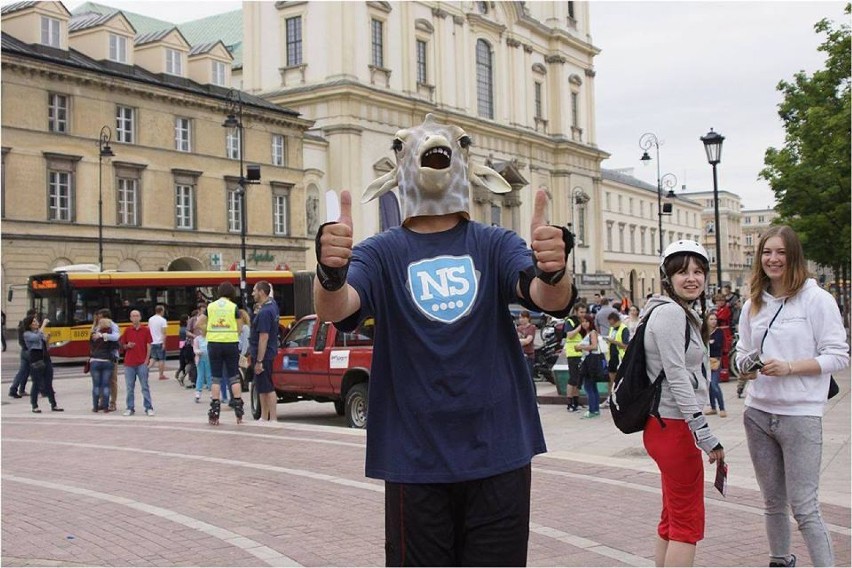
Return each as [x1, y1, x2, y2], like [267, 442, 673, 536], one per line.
[602, 311, 630, 407]
[563, 303, 588, 412]
[206, 281, 244, 424]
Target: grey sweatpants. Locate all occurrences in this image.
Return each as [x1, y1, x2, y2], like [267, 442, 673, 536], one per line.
[744, 406, 834, 566]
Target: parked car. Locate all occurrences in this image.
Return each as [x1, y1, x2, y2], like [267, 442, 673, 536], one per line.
[507, 304, 546, 327]
[249, 315, 373, 428]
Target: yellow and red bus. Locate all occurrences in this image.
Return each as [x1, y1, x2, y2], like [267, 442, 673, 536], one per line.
[26, 265, 313, 361]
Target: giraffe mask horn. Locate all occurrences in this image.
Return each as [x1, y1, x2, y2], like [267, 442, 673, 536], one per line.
[363, 114, 510, 222]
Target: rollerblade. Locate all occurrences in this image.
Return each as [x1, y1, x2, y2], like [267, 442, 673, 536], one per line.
[233, 398, 244, 424]
[208, 399, 221, 425]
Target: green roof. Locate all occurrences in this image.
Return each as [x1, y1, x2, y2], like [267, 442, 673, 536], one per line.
[70, 2, 243, 67]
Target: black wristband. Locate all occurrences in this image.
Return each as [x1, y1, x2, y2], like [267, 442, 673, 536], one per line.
[315, 221, 350, 292]
[534, 225, 574, 285]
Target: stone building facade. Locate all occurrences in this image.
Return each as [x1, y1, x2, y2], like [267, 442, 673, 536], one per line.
[1, 1, 313, 322]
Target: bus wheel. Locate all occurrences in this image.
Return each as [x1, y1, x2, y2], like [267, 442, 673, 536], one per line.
[250, 380, 262, 420]
[345, 383, 368, 429]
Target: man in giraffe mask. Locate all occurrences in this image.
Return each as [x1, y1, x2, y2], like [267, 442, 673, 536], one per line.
[315, 114, 575, 566]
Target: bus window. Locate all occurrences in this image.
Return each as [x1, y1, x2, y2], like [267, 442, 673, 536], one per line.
[73, 290, 106, 325]
[164, 287, 195, 322]
[273, 283, 295, 318]
[114, 287, 152, 322]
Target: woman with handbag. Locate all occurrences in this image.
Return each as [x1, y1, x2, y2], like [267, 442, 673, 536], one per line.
[89, 317, 118, 412]
[22, 315, 62, 413]
[576, 315, 604, 419]
[703, 313, 726, 417]
[736, 225, 848, 567]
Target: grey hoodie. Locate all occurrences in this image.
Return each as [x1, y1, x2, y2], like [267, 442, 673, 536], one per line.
[644, 296, 718, 449]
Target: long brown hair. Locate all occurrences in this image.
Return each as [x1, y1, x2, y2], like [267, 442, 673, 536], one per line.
[661, 252, 709, 342]
[748, 225, 809, 314]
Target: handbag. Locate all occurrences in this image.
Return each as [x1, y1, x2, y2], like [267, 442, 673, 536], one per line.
[828, 375, 839, 399]
[83, 359, 91, 374]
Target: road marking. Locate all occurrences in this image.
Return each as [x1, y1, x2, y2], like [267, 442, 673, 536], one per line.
[2, 474, 302, 567]
[534, 467, 851, 537]
[529, 523, 654, 566]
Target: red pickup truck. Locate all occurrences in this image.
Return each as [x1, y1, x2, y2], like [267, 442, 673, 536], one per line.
[249, 315, 373, 428]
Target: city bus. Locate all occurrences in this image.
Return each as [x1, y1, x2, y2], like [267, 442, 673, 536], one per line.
[24, 265, 314, 361]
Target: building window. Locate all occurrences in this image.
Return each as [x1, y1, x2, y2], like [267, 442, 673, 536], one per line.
[568, 1, 575, 20]
[175, 184, 194, 229]
[534, 82, 543, 119]
[416, 39, 427, 84]
[165, 48, 183, 76]
[606, 223, 613, 251]
[490, 204, 501, 226]
[272, 134, 285, 166]
[109, 34, 127, 63]
[272, 185, 291, 235]
[286, 16, 302, 66]
[48, 171, 72, 221]
[226, 129, 241, 160]
[745, 234, 753, 246]
[48, 93, 68, 133]
[115, 106, 134, 143]
[476, 39, 494, 119]
[175, 117, 191, 152]
[211, 61, 226, 86]
[477, 1, 489, 14]
[630, 226, 636, 253]
[605, 192, 611, 211]
[41, 16, 60, 47]
[619, 224, 625, 252]
[371, 19, 384, 68]
[617, 195, 623, 213]
[758, 215, 765, 223]
[571, 92, 579, 127]
[228, 188, 243, 232]
[116, 178, 138, 226]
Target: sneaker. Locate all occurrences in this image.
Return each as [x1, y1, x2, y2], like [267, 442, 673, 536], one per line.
[719, 410, 728, 418]
[194, 392, 201, 403]
[600, 400, 610, 408]
[8, 391, 21, 399]
[145, 409, 155, 416]
[108, 405, 117, 412]
[580, 411, 600, 419]
[122, 409, 135, 416]
[704, 408, 718, 415]
[159, 375, 169, 381]
[769, 554, 796, 567]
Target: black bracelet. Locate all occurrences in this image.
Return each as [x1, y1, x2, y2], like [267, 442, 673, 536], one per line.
[534, 225, 574, 285]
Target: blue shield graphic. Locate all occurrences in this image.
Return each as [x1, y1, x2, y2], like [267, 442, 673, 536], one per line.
[407, 255, 478, 323]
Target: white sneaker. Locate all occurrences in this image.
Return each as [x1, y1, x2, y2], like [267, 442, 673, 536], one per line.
[122, 409, 134, 416]
[145, 409, 155, 416]
[194, 392, 201, 403]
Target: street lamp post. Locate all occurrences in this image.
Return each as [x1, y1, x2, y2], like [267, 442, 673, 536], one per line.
[223, 90, 261, 310]
[639, 133, 677, 261]
[97, 126, 115, 272]
[700, 128, 725, 291]
[570, 187, 590, 278]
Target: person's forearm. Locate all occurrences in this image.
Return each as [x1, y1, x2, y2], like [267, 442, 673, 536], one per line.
[314, 280, 361, 323]
[257, 333, 269, 360]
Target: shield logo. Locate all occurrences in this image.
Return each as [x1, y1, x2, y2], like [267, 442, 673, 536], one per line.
[407, 255, 478, 324]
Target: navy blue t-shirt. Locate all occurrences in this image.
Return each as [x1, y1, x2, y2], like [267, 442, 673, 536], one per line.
[250, 299, 279, 361]
[340, 219, 547, 483]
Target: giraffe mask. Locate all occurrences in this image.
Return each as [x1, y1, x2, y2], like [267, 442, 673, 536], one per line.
[362, 114, 511, 223]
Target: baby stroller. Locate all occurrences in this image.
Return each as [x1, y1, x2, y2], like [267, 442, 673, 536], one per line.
[176, 339, 196, 389]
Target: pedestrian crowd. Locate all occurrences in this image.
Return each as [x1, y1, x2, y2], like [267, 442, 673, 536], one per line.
[7, 280, 279, 426]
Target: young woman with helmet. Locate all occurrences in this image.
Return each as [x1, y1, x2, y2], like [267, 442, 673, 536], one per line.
[737, 225, 848, 567]
[642, 240, 724, 567]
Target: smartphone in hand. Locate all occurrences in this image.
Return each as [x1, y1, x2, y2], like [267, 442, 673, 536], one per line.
[714, 460, 728, 497]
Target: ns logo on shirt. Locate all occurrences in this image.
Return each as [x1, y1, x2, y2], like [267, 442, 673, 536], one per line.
[407, 255, 479, 324]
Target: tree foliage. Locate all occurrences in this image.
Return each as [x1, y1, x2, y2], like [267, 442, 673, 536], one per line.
[760, 4, 851, 273]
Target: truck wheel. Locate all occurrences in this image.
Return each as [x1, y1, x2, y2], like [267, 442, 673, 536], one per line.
[250, 380, 262, 420]
[334, 399, 345, 416]
[345, 383, 368, 429]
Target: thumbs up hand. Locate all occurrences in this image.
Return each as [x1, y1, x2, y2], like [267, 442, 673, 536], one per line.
[530, 190, 566, 275]
[318, 191, 353, 269]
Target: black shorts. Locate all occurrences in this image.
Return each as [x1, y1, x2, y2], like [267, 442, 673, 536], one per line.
[385, 464, 531, 567]
[208, 342, 240, 380]
[567, 357, 583, 387]
[253, 358, 275, 394]
[608, 355, 620, 373]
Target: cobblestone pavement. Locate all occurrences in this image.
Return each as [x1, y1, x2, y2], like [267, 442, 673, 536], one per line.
[2, 345, 850, 567]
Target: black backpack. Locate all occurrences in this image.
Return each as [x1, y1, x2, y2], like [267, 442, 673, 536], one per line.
[609, 304, 690, 434]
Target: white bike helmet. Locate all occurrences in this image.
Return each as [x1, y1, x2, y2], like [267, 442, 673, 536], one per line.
[660, 240, 710, 271]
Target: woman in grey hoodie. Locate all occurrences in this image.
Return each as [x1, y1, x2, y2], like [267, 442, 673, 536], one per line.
[737, 226, 848, 567]
[643, 240, 724, 567]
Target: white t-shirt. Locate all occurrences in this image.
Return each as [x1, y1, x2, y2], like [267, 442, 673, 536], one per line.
[148, 314, 168, 345]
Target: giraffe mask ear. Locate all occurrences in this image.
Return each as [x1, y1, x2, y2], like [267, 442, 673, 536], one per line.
[362, 168, 399, 203]
[470, 163, 511, 194]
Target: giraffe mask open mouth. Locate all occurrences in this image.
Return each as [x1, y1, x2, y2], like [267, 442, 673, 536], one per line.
[420, 145, 452, 170]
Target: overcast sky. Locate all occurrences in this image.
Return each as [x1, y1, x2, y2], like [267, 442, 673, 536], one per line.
[57, 0, 847, 209]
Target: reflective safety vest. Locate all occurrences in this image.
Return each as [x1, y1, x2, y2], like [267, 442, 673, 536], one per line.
[563, 316, 584, 358]
[206, 298, 239, 343]
[607, 323, 628, 362]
